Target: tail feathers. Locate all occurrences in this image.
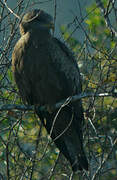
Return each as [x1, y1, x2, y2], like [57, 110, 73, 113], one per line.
[71, 152, 88, 172]
[79, 152, 88, 171]
[64, 138, 88, 172]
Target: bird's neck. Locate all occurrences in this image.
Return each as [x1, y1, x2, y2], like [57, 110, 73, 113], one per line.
[29, 28, 51, 40]
[20, 27, 52, 41]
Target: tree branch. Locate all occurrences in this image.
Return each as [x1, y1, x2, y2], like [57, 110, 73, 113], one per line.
[96, 0, 117, 37]
[0, 92, 116, 112]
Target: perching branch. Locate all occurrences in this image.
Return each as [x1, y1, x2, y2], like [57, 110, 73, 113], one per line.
[0, 91, 116, 112]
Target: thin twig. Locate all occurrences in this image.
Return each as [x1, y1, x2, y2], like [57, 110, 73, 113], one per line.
[30, 123, 43, 180]
[96, 0, 117, 37]
[91, 137, 117, 180]
[3, 0, 21, 20]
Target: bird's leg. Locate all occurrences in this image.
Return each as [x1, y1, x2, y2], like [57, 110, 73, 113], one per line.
[45, 104, 55, 114]
[34, 104, 45, 121]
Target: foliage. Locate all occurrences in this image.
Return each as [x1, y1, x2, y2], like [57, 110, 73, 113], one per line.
[0, 0, 117, 180]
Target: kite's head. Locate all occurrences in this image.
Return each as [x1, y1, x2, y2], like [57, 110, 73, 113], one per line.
[20, 9, 54, 35]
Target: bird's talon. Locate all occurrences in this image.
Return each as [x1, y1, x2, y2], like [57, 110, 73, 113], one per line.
[46, 105, 54, 113]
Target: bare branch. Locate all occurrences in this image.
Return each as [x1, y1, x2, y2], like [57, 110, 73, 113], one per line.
[0, 91, 116, 112]
[96, 0, 117, 37]
[3, 0, 21, 20]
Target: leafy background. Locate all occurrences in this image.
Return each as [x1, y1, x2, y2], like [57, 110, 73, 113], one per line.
[0, 0, 117, 179]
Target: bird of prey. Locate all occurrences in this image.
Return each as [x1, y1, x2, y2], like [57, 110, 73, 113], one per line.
[12, 9, 88, 172]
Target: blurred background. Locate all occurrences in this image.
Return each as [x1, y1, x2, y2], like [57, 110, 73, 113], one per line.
[0, 0, 117, 179]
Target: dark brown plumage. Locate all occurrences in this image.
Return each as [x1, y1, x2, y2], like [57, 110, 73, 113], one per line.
[12, 9, 88, 171]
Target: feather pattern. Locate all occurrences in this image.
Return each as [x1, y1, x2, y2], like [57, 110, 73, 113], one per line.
[12, 9, 88, 171]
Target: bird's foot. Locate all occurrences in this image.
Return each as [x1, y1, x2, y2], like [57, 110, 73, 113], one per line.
[45, 104, 54, 114]
[34, 104, 43, 118]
